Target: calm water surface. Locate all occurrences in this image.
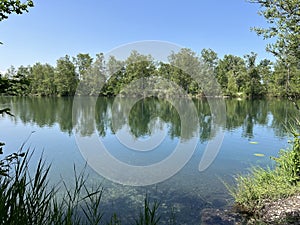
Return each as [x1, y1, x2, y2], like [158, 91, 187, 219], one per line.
[0, 97, 297, 224]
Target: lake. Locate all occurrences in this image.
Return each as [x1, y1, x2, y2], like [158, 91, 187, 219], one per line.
[0, 96, 298, 224]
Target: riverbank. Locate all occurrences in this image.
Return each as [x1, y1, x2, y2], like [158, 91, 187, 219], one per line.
[201, 194, 300, 224]
[225, 126, 300, 224]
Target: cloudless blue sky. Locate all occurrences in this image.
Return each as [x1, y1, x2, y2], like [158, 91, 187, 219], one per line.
[0, 0, 274, 72]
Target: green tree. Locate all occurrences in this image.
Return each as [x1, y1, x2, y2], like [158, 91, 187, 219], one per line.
[243, 52, 264, 97]
[157, 62, 184, 95]
[87, 53, 106, 96]
[104, 51, 156, 96]
[272, 60, 300, 97]
[102, 56, 125, 96]
[0, 73, 9, 93]
[124, 51, 156, 83]
[250, 0, 300, 61]
[73, 53, 93, 80]
[258, 59, 273, 95]
[216, 54, 247, 95]
[54, 55, 77, 96]
[73, 53, 93, 95]
[168, 48, 201, 94]
[4, 65, 30, 96]
[200, 48, 218, 69]
[250, 0, 300, 97]
[30, 63, 55, 96]
[226, 71, 238, 96]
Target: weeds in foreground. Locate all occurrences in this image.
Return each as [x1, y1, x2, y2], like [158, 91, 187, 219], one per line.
[135, 195, 160, 225]
[0, 150, 163, 225]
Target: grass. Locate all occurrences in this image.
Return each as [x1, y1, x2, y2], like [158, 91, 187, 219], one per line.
[228, 125, 300, 216]
[0, 150, 164, 225]
[135, 195, 160, 225]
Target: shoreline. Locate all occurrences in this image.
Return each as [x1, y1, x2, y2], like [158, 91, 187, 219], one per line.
[201, 193, 300, 224]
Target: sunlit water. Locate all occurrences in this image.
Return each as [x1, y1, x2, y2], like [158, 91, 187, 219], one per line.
[0, 97, 297, 224]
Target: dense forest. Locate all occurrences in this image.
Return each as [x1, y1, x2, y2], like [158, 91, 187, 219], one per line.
[0, 48, 299, 98]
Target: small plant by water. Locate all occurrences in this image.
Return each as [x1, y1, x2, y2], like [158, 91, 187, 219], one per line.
[228, 121, 300, 217]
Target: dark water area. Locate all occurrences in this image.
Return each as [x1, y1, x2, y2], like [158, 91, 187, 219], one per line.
[0, 96, 298, 224]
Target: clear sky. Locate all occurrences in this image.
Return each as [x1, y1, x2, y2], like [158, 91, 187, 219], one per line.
[0, 0, 275, 73]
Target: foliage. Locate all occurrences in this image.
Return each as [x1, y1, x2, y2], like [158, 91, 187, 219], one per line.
[0, 0, 34, 22]
[0, 0, 34, 44]
[250, 0, 300, 98]
[0, 48, 299, 98]
[54, 55, 78, 96]
[249, 0, 300, 61]
[229, 123, 300, 215]
[30, 63, 56, 96]
[272, 125, 300, 184]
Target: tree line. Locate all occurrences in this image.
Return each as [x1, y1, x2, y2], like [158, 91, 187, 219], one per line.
[0, 48, 299, 98]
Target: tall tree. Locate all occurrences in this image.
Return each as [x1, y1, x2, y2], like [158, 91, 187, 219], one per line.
[0, 73, 9, 93]
[30, 63, 55, 96]
[121, 51, 156, 95]
[272, 60, 300, 97]
[243, 52, 264, 97]
[85, 53, 106, 96]
[201, 48, 219, 69]
[216, 55, 247, 94]
[73, 53, 93, 80]
[250, 0, 300, 60]
[226, 71, 239, 96]
[4, 65, 30, 96]
[168, 48, 201, 94]
[124, 51, 156, 82]
[102, 56, 125, 96]
[250, 0, 300, 96]
[54, 55, 77, 96]
[73, 53, 93, 95]
[258, 59, 273, 95]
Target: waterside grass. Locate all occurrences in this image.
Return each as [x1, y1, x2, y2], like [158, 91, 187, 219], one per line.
[0, 150, 163, 225]
[228, 124, 300, 218]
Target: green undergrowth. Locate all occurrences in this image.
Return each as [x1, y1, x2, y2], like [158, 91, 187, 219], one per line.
[228, 123, 300, 215]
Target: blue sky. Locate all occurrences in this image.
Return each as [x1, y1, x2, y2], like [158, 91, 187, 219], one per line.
[0, 0, 275, 72]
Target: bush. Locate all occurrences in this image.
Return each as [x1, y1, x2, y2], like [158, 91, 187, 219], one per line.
[229, 123, 300, 214]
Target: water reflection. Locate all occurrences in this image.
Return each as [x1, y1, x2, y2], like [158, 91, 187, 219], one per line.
[1, 96, 298, 140]
[0, 96, 298, 224]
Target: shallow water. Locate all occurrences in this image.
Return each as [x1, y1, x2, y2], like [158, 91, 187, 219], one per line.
[0, 96, 297, 224]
